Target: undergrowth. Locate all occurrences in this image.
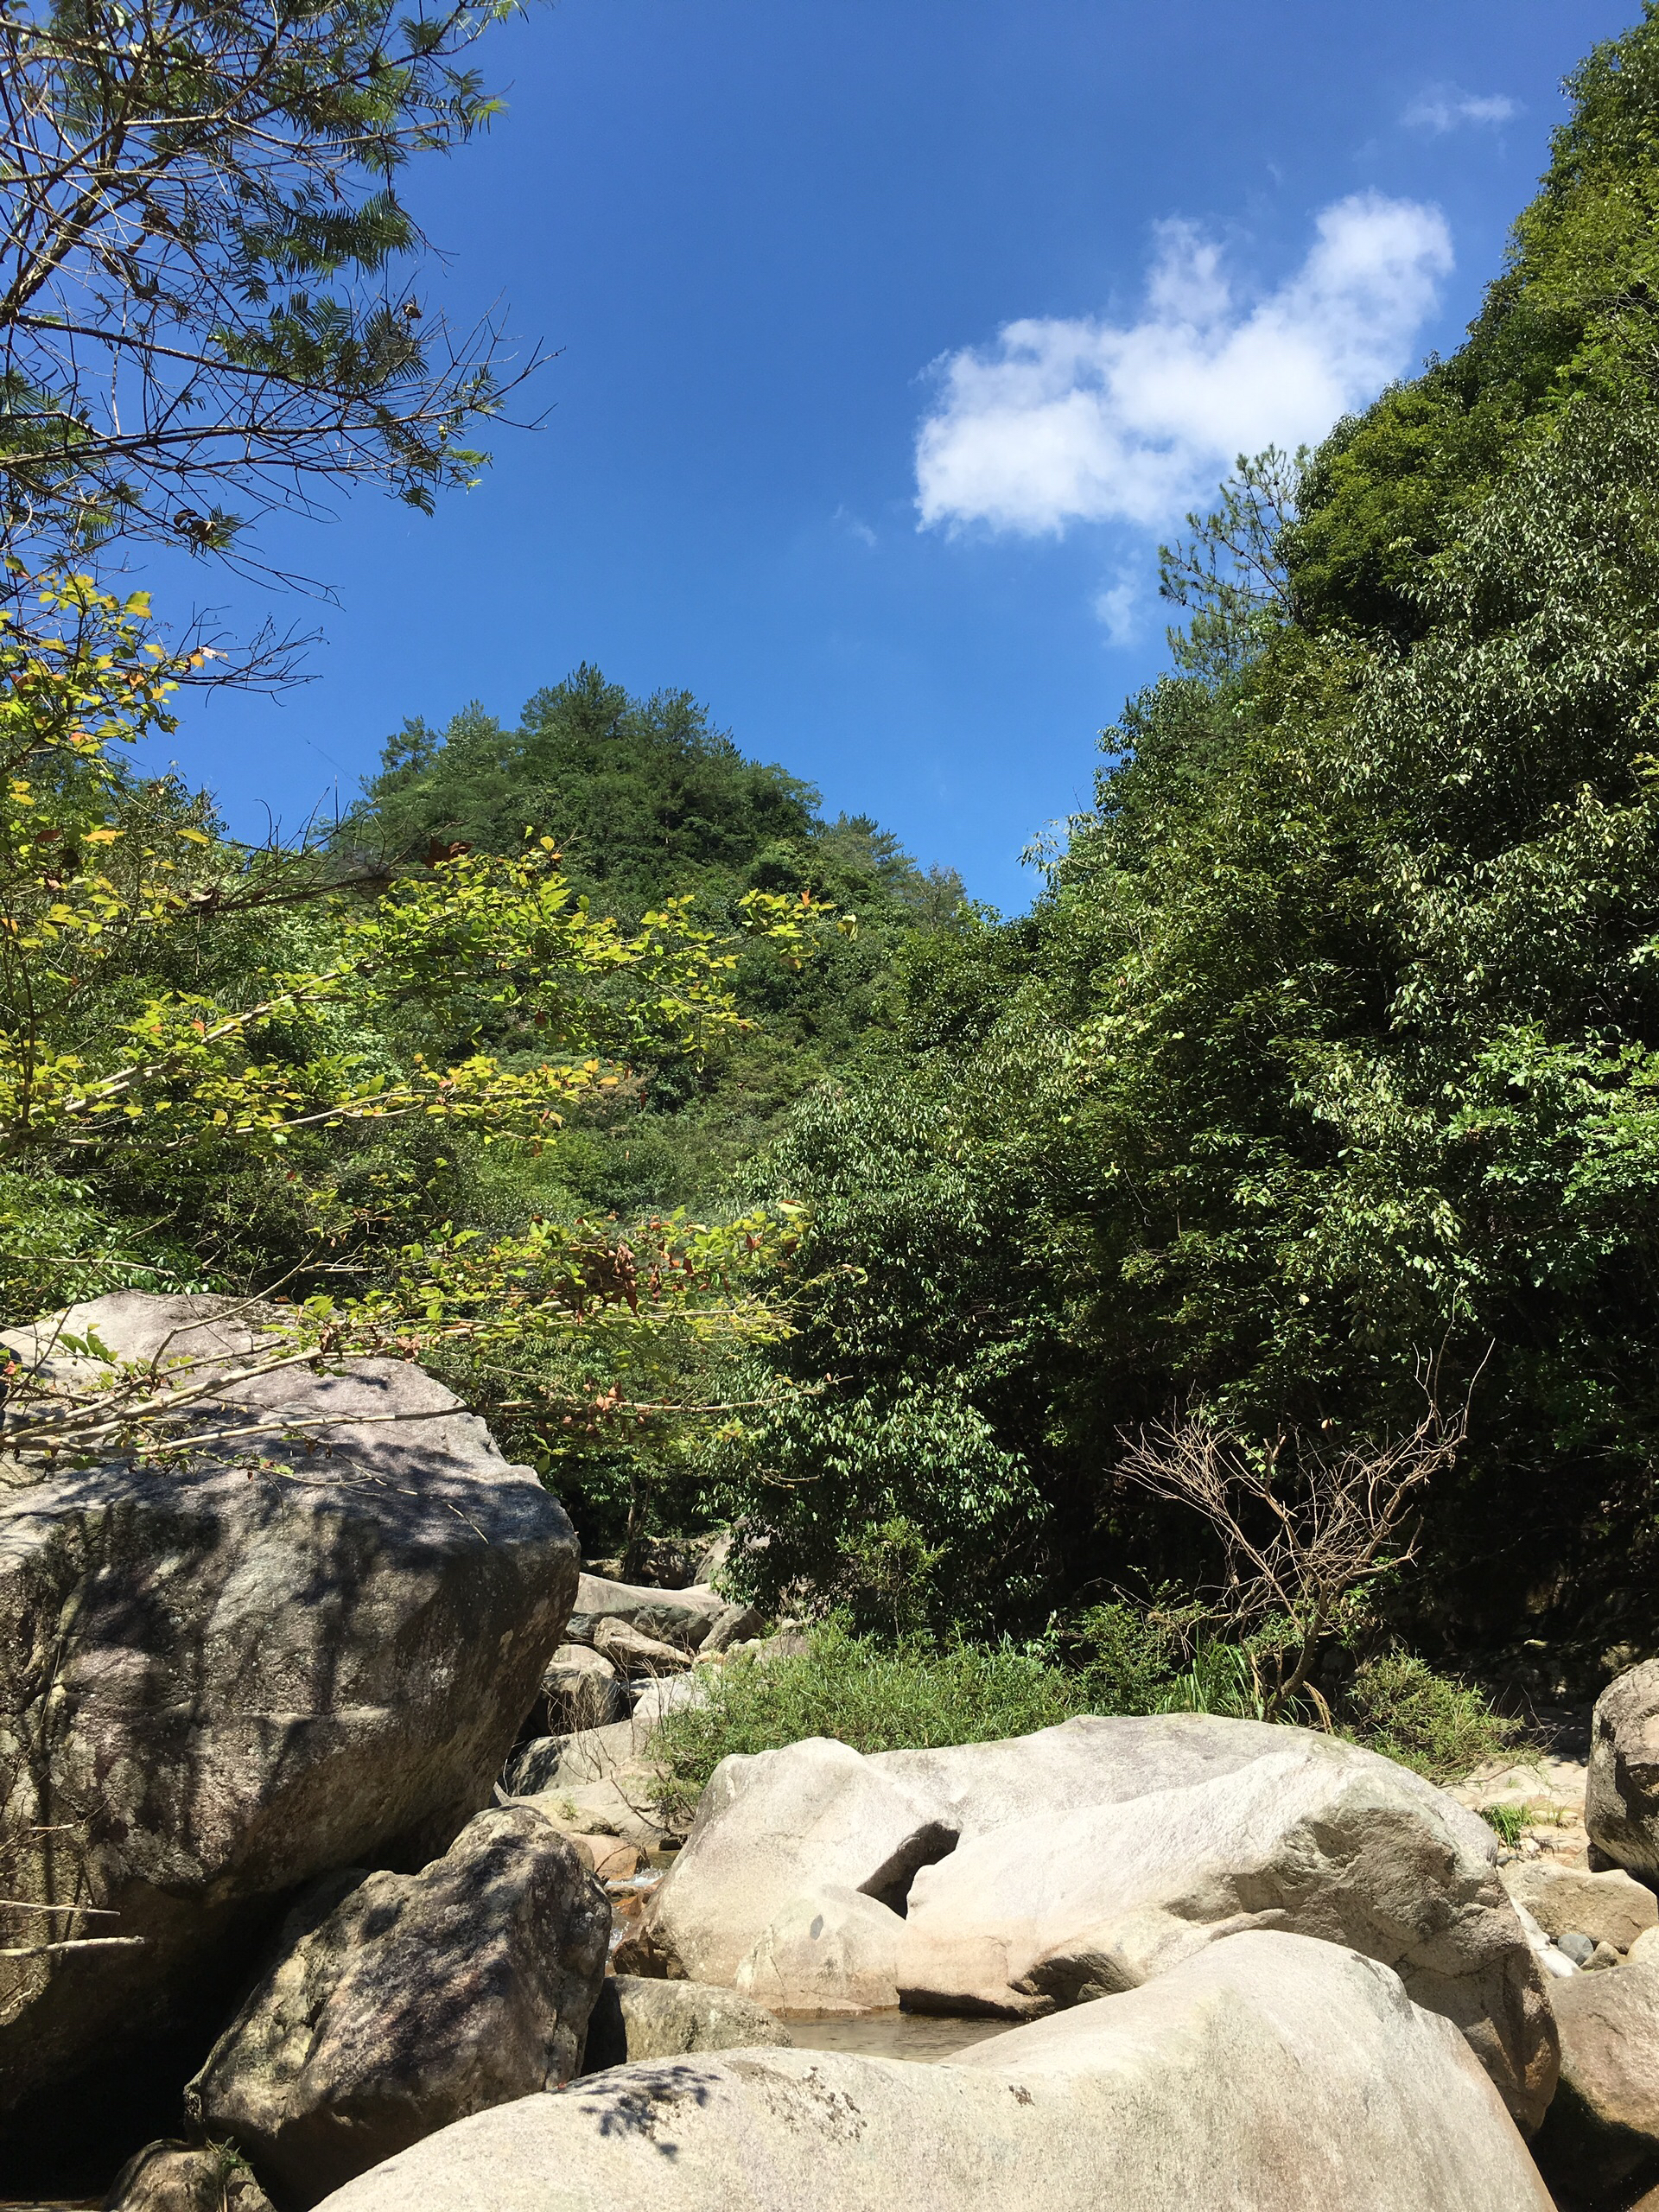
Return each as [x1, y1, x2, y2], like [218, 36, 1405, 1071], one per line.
[650, 1618, 1520, 1826]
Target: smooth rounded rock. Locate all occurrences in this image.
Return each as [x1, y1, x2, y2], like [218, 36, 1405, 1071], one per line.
[1587, 1661, 1659, 1881]
[635, 1713, 1555, 2131]
[103, 2141, 275, 2211]
[1535, 1954, 1659, 2193]
[308, 1931, 1554, 2212]
[185, 1806, 608, 2210]
[565, 1575, 725, 1651]
[581, 1976, 791, 2069]
[1500, 1860, 1656, 1953]
[0, 1292, 579, 2128]
[538, 1647, 631, 1733]
[630, 1736, 957, 1983]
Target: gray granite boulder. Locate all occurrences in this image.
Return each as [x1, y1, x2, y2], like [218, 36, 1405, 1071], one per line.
[1500, 1859, 1656, 1953]
[537, 1646, 631, 1733]
[186, 1806, 608, 2209]
[633, 1714, 1555, 2131]
[564, 1573, 725, 1650]
[1535, 1954, 1659, 2195]
[1587, 1660, 1659, 1879]
[0, 1293, 579, 2124]
[308, 1931, 1554, 2212]
[895, 1734, 1554, 2129]
[631, 1734, 956, 1982]
[580, 1975, 790, 2070]
[104, 2141, 275, 2211]
[592, 1617, 690, 1677]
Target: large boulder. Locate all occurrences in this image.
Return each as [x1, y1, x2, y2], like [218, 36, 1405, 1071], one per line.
[873, 1710, 1471, 1840]
[580, 1976, 791, 2070]
[630, 1715, 1554, 2132]
[308, 1931, 1554, 2212]
[565, 1574, 726, 1651]
[0, 1293, 579, 2128]
[501, 1735, 570, 1798]
[593, 1617, 691, 1678]
[520, 1707, 680, 1847]
[1587, 1661, 1659, 1879]
[628, 1735, 956, 1982]
[186, 1806, 608, 2209]
[893, 1738, 1554, 2127]
[1535, 1955, 1659, 2195]
[537, 1646, 631, 1734]
[732, 1884, 923, 2013]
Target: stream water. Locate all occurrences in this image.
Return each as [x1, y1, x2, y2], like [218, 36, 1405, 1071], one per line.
[779, 2012, 1011, 2063]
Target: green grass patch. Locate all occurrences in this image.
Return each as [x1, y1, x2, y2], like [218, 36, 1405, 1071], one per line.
[651, 1620, 1522, 1824]
[1336, 1653, 1522, 1784]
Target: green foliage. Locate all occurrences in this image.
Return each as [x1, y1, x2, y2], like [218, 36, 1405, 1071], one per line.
[0, 578, 842, 1467]
[1287, 2, 1659, 642]
[651, 1614, 1174, 1825]
[0, 0, 537, 571]
[1481, 1803, 1529, 1848]
[342, 669, 966, 1223]
[1338, 1654, 1521, 1785]
[702, 1070, 1058, 1636]
[650, 1617, 1516, 1822]
[348, 672, 823, 912]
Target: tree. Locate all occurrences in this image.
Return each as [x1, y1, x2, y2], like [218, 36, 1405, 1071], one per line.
[1116, 1389, 1469, 1719]
[0, 0, 540, 586]
[0, 576, 843, 1467]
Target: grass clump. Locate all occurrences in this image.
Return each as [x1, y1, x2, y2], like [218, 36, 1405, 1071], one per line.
[1334, 1653, 1522, 1784]
[651, 1618, 1522, 1824]
[652, 1616, 1161, 1825]
[1481, 1802, 1529, 1848]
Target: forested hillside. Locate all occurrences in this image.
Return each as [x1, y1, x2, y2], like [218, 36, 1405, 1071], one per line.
[340, 666, 964, 1217]
[11, 3, 1659, 1709]
[699, 7, 1659, 1695]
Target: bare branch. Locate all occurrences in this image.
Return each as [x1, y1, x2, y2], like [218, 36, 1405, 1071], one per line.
[1116, 1370, 1471, 1717]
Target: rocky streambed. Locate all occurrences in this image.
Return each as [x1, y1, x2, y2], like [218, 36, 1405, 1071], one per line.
[4, 1294, 1659, 2211]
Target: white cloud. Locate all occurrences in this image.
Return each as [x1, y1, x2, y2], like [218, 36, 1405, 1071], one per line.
[914, 194, 1452, 538]
[1403, 88, 1522, 133]
[832, 503, 877, 548]
[1092, 572, 1141, 645]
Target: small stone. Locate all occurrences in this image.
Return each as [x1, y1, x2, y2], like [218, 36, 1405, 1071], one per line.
[1560, 1932, 1597, 1965]
[1586, 1941, 1624, 1971]
[594, 1616, 692, 1677]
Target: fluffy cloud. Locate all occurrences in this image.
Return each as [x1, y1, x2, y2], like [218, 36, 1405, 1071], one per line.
[1402, 89, 1521, 132]
[914, 194, 1452, 538]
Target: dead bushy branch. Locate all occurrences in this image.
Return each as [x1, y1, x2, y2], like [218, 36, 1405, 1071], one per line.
[1116, 1373, 1471, 1719]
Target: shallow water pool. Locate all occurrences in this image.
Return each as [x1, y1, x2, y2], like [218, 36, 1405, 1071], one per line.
[779, 2012, 1012, 2063]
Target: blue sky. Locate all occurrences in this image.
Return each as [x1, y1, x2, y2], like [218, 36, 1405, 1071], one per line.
[142, 0, 1632, 909]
